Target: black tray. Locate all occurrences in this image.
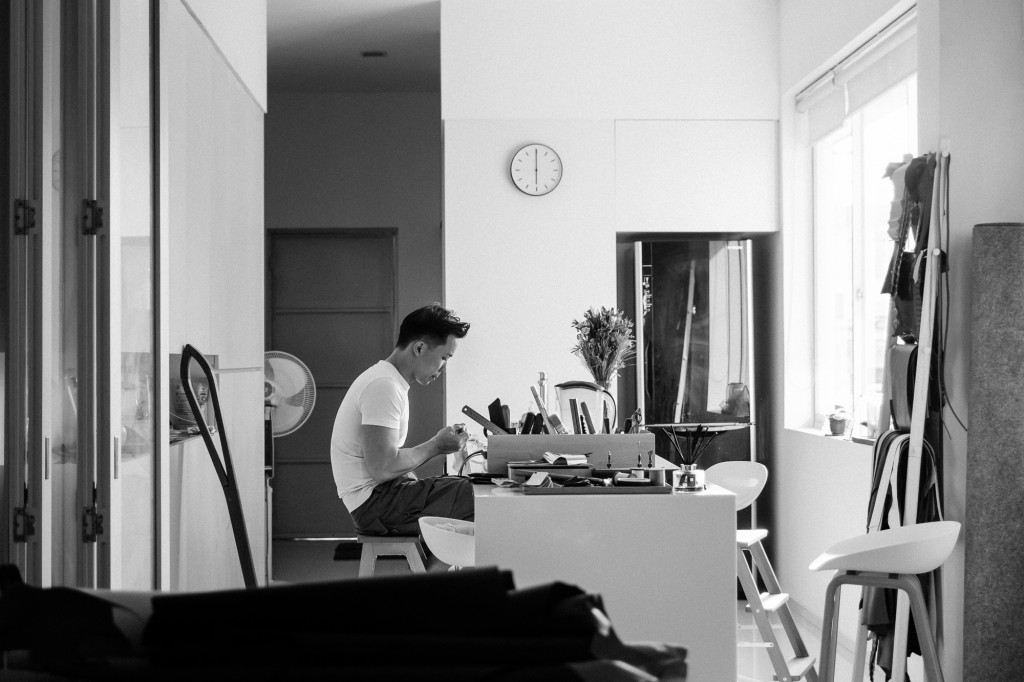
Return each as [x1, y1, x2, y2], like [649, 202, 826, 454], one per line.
[522, 485, 673, 495]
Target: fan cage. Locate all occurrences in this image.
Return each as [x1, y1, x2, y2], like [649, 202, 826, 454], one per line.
[265, 351, 317, 437]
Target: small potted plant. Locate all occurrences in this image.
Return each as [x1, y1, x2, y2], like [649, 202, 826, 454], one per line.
[826, 405, 849, 436]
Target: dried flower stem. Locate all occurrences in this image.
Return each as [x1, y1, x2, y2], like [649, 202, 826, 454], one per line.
[571, 306, 636, 388]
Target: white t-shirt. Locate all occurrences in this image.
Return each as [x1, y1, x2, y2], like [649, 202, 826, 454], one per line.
[330, 360, 410, 511]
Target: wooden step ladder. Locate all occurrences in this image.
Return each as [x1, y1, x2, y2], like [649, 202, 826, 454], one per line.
[737, 529, 818, 682]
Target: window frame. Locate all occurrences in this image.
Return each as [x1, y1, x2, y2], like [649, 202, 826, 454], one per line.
[785, 70, 918, 436]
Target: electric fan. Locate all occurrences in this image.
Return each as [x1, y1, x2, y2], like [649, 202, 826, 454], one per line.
[264, 350, 316, 437]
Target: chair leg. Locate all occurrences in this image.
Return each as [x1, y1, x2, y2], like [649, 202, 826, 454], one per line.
[899, 575, 945, 682]
[819, 574, 843, 682]
[850, 620, 869, 682]
[403, 542, 426, 574]
[737, 547, 793, 680]
[358, 545, 376, 577]
[748, 540, 818, 682]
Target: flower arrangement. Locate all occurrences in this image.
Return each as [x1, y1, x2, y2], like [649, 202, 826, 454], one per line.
[570, 306, 636, 389]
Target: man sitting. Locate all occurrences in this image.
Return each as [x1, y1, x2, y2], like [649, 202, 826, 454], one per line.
[330, 303, 473, 536]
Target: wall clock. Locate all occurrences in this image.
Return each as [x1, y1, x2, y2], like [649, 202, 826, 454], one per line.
[510, 143, 562, 196]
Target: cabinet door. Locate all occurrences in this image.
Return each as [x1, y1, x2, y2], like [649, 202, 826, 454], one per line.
[614, 120, 778, 233]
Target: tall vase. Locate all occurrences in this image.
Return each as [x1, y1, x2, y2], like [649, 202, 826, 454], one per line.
[555, 379, 617, 434]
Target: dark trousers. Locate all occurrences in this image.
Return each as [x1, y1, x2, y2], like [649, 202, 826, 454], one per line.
[350, 475, 474, 536]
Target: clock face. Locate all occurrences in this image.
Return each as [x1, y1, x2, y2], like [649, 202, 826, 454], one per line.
[510, 144, 562, 196]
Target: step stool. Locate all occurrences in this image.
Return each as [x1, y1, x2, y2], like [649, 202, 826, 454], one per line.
[737, 529, 818, 682]
[357, 534, 427, 577]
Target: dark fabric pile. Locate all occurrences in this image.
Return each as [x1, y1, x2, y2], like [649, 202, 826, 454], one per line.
[0, 565, 687, 681]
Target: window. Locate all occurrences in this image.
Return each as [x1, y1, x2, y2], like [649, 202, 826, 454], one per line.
[812, 76, 918, 427]
[786, 8, 919, 435]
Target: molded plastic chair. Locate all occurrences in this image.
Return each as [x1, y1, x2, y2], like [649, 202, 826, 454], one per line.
[706, 461, 818, 682]
[418, 516, 475, 570]
[809, 521, 960, 682]
[706, 460, 767, 512]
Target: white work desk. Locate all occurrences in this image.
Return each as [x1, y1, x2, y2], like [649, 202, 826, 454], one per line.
[474, 483, 737, 682]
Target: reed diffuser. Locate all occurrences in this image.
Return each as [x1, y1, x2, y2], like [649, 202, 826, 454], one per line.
[658, 425, 720, 491]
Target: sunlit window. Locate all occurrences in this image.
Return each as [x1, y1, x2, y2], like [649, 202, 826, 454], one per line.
[812, 76, 917, 427]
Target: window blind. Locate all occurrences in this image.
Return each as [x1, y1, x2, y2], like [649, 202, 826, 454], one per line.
[796, 7, 917, 143]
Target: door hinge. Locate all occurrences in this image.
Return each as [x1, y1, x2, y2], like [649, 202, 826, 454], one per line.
[82, 505, 104, 543]
[82, 198, 104, 235]
[82, 484, 104, 543]
[13, 507, 36, 542]
[13, 485, 35, 542]
[13, 199, 37, 235]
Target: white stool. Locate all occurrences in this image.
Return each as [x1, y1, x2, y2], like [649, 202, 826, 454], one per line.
[707, 461, 818, 682]
[809, 521, 960, 682]
[418, 516, 475, 570]
[356, 534, 427, 577]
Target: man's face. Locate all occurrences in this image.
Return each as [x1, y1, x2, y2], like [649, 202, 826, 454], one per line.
[412, 335, 458, 385]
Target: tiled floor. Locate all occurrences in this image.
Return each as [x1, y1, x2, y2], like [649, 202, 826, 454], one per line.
[272, 539, 861, 681]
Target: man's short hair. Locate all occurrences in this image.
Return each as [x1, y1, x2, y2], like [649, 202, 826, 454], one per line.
[396, 303, 470, 349]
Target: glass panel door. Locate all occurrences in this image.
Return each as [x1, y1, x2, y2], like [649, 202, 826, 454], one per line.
[107, 0, 155, 589]
[7, 0, 156, 589]
[6, 0, 55, 587]
[52, 0, 100, 587]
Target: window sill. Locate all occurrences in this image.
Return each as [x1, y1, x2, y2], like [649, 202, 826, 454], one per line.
[786, 426, 875, 447]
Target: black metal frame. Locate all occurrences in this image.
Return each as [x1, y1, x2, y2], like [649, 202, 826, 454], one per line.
[179, 344, 257, 588]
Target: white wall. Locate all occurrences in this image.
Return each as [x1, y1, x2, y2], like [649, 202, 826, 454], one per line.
[441, 0, 780, 427]
[444, 119, 617, 420]
[163, 0, 266, 589]
[181, 0, 267, 112]
[779, 0, 911, 92]
[442, 0, 778, 121]
[264, 92, 445, 450]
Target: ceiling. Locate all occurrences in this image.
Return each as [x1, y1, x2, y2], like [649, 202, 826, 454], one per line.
[267, 0, 440, 93]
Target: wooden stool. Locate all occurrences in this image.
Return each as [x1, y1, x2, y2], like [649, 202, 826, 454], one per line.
[809, 521, 960, 682]
[357, 534, 427, 577]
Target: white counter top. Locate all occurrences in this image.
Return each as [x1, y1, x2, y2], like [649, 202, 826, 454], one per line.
[474, 482, 737, 682]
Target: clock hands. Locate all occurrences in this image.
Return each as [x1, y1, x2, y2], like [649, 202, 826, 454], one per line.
[511, 144, 560, 195]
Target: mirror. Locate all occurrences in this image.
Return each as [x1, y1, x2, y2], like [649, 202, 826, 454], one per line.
[616, 237, 755, 466]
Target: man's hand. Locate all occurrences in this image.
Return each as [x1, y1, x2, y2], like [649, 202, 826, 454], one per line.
[433, 425, 469, 454]
[361, 423, 468, 483]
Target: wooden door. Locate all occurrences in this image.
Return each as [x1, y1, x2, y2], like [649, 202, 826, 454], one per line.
[268, 230, 396, 538]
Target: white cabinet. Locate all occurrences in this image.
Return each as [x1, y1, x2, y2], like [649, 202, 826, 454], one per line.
[475, 484, 738, 682]
[615, 120, 778, 233]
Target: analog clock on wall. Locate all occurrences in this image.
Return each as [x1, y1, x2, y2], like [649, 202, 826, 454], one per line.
[510, 143, 562, 196]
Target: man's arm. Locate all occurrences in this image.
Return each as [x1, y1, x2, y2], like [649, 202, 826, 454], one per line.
[361, 424, 466, 483]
